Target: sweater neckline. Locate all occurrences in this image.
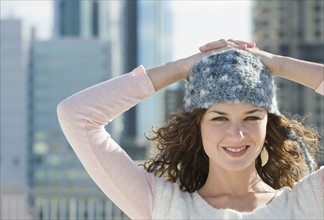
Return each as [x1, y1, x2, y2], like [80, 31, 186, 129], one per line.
[192, 186, 290, 215]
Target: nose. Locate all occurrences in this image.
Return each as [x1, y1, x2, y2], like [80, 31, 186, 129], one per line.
[228, 122, 245, 140]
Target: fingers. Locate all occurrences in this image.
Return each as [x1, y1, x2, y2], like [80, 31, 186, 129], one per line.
[199, 39, 231, 52]
[227, 39, 256, 48]
[199, 39, 256, 52]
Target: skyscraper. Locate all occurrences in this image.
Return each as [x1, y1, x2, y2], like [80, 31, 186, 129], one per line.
[29, 38, 130, 219]
[54, 0, 141, 156]
[252, 0, 324, 165]
[136, 1, 173, 148]
[0, 19, 32, 220]
[54, 0, 174, 158]
[54, 0, 100, 37]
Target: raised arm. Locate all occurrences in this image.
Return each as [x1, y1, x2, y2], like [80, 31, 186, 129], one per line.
[200, 40, 324, 95]
[246, 48, 324, 93]
[57, 67, 157, 219]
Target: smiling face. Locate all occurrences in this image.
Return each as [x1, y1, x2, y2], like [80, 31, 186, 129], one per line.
[200, 103, 268, 172]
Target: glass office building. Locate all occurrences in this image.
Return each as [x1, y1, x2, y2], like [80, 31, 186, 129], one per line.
[0, 19, 32, 220]
[28, 38, 129, 219]
[136, 1, 173, 148]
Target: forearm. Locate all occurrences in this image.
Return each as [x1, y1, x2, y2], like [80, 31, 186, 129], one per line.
[146, 61, 183, 91]
[57, 66, 156, 219]
[147, 52, 208, 91]
[275, 56, 324, 90]
[147, 44, 251, 91]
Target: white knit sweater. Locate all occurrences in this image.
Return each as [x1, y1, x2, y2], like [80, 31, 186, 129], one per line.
[153, 167, 324, 219]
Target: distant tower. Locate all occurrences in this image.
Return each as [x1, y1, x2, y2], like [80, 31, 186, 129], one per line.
[54, 0, 142, 155]
[0, 19, 32, 220]
[54, 0, 175, 160]
[54, 0, 100, 37]
[136, 1, 173, 149]
[252, 0, 324, 165]
[29, 38, 121, 219]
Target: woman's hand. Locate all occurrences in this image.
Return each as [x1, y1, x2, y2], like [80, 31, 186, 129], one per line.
[249, 48, 323, 91]
[179, 39, 256, 80]
[148, 39, 262, 91]
[148, 39, 248, 91]
[199, 39, 283, 76]
[199, 39, 256, 52]
[200, 39, 324, 90]
[244, 48, 283, 76]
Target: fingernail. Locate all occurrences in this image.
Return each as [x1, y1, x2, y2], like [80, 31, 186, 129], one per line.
[199, 46, 207, 51]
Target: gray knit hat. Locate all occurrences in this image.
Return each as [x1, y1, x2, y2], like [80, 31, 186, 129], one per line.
[184, 49, 279, 114]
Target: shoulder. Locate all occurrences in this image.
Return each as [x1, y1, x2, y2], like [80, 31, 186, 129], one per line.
[290, 166, 324, 218]
[264, 167, 323, 219]
[152, 177, 194, 219]
[152, 177, 220, 219]
[153, 177, 190, 207]
[294, 166, 324, 193]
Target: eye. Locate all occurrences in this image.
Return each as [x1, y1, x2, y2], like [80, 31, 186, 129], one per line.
[212, 116, 228, 121]
[244, 116, 261, 121]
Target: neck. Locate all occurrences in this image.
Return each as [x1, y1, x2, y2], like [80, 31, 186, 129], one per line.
[199, 163, 273, 198]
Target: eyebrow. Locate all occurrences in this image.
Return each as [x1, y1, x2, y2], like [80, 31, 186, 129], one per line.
[208, 109, 264, 115]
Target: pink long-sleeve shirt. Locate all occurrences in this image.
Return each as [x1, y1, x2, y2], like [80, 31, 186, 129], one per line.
[57, 66, 324, 219]
[57, 66, 155, 219]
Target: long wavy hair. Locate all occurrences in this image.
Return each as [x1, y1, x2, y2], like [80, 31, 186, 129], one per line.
[143, 109, 319, 192]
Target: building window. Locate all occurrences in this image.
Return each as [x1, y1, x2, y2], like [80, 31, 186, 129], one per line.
[12, 157, 20, 167]
[315, 30, 322, 38]
[314, 4, 321, 12]
[314, 17, 321, 25]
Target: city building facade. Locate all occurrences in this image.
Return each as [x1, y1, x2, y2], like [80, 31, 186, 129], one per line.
[28, 38, 128, 219]
[135, 0, 173, 153]
[54, 0, 100, 37]
[0, 19, 32, 220]
[2, 1, 175, 219]
[252, 0, 324, 165]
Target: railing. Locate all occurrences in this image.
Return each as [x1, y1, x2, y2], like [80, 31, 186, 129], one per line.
[1, 186, 129, 220]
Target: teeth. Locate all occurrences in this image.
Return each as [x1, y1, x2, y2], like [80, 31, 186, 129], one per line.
[225, 146, 247, 153]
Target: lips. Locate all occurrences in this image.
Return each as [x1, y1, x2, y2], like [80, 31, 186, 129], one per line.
[222, 145, 250, 157]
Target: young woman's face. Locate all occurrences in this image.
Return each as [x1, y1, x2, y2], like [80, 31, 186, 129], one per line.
[200, 103, 268, 172]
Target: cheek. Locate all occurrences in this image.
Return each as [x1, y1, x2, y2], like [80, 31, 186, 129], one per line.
[200, 124, 225, 148]
[248, 121, 267, 144]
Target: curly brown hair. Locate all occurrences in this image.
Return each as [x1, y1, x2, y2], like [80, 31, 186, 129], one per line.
[143, 109, 319, 192]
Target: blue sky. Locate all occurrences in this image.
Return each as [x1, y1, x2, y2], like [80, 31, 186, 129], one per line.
[0, 0, 252, 59]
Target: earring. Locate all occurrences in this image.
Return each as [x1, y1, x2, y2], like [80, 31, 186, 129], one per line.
[260, 147, 269, 167]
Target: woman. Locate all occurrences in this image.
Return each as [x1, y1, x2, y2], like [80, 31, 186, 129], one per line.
[57, 39, 324, 219]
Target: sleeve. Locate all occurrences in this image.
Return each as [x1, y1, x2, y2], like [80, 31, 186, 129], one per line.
[293, 166, 324, 219]
[57, 66, 156, 219]
[315, 80, 324, 95]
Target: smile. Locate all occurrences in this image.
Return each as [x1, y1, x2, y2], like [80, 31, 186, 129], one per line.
[222, 145, 250, 157]
[224, 146, 247, 152]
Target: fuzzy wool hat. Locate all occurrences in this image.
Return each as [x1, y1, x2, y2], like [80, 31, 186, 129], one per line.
[184, 49, 280, 114]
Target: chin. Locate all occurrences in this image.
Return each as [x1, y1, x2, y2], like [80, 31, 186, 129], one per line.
[221, 162, 255, 172]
